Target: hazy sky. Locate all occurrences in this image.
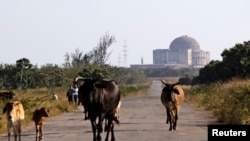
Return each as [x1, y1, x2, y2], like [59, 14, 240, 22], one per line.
[1, 0, 250, 67]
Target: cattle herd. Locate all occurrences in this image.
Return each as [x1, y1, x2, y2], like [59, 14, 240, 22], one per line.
[1, 77, 185, 141]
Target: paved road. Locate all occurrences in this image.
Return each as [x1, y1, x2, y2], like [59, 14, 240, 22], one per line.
[0, 80, 218, 141]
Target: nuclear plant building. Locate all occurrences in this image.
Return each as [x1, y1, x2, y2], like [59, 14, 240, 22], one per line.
[130, 35, 210, 69]
[153, 35, 210, 67]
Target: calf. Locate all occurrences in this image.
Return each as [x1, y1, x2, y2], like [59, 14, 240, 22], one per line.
[161, 80, 185, 131]
[2, 101, 25, 141]
[32, 107, 49, 141]
[0, 91, 15, 100]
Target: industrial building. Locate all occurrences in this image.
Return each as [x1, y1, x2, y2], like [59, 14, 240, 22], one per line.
[131, 35, 210, 69]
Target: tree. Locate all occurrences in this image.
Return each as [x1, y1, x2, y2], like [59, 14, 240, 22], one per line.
[39, 64, 64, 93]
[192, 40, 250, 85]
[63, 48, 85, 68]
[91, 33, 116, 66]
[16, 58, 33, 89]
[63, 33, 116, 67]
[221, 41, 250, 78]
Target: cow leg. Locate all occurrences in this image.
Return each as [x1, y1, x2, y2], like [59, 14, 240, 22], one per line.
[111, 123, 115, 141]
[83, 105, 89, 120]
[173, 108, 178, 130]
[7, 124, 11, 141]
[17, 121, 22, 141]
[84, 109, 89, 120]
[35, 125, 39, 140]
[105, 118, 116, 141]
[166, 109, 169, 124]
[14, 126, 17, 141]
[90, 120, 98, 141]
[97, 121, 103, 140]
[13, 124, 18, 141]
[14, 135, 17, 141]
[110, 121, 115, 141]
[105, 119, 111, 141]
[7, 132, 10, 141]
[40, 124, 44, 140]
[168, 110, 173, 131]
[98, 114, 105, 133]
[169, 120, 173, 131]
[97, 127, 102, 141]
[104, 118, 108, 132]
[173, 118, 177, 130]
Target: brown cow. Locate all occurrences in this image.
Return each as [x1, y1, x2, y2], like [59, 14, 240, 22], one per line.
[32, 107, 49, 141]
[2, 101, 25, 141]
[161, 80, 185, 131]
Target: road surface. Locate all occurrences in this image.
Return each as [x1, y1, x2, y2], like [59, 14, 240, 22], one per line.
[0, 80, 218, 141]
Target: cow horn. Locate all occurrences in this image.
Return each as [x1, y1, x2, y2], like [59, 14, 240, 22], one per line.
[75, 76, 85, 82]
[161, 80, 168, 85]
[173, 82, 180, 86]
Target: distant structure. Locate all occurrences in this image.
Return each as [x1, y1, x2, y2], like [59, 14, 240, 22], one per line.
[153, 35, 210, 66]
[123, 40, 128, 67]
[141, 56, 143, 65]
[131, 35, 210, 69]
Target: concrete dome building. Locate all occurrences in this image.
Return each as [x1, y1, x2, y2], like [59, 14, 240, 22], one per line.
[153, 35, 210, 67]
[170, 35, 200, 51]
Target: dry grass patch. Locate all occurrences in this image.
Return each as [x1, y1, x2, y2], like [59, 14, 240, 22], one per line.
[0, 87, 77, 135]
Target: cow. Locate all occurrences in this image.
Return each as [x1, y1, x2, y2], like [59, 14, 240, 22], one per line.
[75, 76, 121, 141]
[2, 101, 25, 141]
[76, 78, 97, 120]
[0, 91, 15, 100]
[160, 80, 185, 131]
[32, 107, 49, 141]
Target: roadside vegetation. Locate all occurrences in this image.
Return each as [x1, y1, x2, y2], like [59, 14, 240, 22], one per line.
[184, 78, 250, 124]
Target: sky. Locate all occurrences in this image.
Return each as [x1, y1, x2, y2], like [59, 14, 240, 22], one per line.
[1, 0, 250, 67]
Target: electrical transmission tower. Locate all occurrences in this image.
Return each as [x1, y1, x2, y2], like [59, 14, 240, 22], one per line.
[122, 40, 128, 67]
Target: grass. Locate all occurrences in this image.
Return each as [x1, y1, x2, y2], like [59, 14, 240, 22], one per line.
[184, 78, 250, 124]
[0, 87, 78, 135]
